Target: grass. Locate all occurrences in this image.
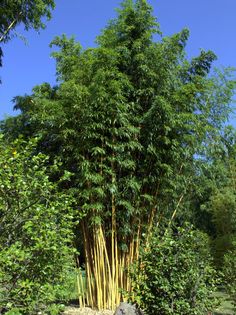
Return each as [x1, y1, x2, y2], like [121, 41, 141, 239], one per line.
[213, 291, 234, 315]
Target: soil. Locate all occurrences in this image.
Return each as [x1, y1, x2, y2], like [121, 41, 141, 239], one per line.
[63, 306, 114, 315]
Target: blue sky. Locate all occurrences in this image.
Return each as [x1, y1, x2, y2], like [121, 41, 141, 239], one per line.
[0, 0, 236, 121]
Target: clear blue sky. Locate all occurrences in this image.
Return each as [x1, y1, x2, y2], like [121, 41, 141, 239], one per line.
[0, 0, 236, 121]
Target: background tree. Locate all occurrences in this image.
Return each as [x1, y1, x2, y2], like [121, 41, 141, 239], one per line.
[192, 126, 236, 267]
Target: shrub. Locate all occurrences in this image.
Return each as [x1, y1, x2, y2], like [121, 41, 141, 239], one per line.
[223, 242, 236, 311]
[130, 225, 218, 315]
[0, 137, 76, 314]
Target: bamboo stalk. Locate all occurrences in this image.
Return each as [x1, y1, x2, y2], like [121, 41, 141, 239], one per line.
[0, 12, 22, 43]
[80, 200, 143, 310]
[77, 269, 86, 308]
[96, 229, 103, 309]
[111, 152, 117, 309]
[98, 232, 106, 310]
[115, 233, 119, 304]
[82, 223, 94, 308]
[100, 225, 114, 309]
[136, 223, 141, 260]
[77, 273, 83, 307]
[120, 249, 125, 298]
[93, 233, 100, 308]
[165, 193, 184, 235]
[146, 206, 156, 247]
[145, 187, 159, 247]
[80, 269, 86, 307]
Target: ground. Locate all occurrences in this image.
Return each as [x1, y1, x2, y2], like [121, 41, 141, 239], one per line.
[62, 289, 235, 315]
[63, 306, 113, 315]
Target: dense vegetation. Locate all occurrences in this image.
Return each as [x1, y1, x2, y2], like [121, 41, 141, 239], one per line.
[0, 0, 236, 314]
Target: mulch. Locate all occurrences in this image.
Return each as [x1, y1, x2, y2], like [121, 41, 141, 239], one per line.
[63, 306, 113, 315]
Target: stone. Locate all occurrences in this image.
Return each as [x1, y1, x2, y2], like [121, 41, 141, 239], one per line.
[113, 302, 145, 315]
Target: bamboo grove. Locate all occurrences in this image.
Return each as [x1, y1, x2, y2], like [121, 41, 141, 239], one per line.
[2, 0, 235, 310]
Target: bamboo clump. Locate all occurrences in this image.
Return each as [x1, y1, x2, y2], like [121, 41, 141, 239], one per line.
[76, 190, 185, 311]
[77, 222, 141, 310]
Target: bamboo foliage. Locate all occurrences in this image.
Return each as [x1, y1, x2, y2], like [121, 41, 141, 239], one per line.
[51, 1, 228, 310]
[72, 1, 222, 304]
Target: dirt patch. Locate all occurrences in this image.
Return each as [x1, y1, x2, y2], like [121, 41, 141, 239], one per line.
[63, 306, 113, 315]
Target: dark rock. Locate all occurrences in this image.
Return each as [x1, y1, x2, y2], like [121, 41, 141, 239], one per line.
[114, 302, 145, 315]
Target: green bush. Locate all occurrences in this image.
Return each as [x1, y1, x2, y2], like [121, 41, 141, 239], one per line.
[0, 137, 76, 314]
[130, 225, 218, 315]
[223, 242, 236, 311]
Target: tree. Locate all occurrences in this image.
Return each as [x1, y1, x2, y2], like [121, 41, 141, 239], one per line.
[193, 126, 236, 267]
[0, 0, 55, 66]
[1, 0, 235, 310]
[0, 136, 76, 314]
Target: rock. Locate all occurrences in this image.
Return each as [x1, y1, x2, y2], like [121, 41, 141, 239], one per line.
[113, 302, 144, 315]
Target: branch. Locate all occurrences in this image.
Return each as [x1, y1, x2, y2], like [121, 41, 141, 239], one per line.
[164, 193, 184, 236]
[0, 12, 22, 43]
